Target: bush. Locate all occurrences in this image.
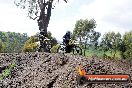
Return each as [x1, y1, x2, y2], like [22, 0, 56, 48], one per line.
[22, 36, 39, 52]
[22, 43, 38, 52]
[123, 49, 132, 59]
[50, 44, 60, 53]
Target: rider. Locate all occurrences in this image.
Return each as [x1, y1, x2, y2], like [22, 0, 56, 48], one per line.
[63, 31, 72, 53]
[63, 31, 72, 45]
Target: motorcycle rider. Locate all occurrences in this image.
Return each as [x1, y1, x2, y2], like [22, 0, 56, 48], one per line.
[63, 31, 72, 53]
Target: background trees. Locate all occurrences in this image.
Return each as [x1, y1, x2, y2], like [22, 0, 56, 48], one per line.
[72, 18, 131, 59]
[0, 31, 29, 53]
[0, 29, 129, 60]
[100, 32, 122, 58]
[90, 31, 101, 49]
[0, 39, 5, 53]
[72, 19, 100, 55]
[122, 31, 132, 59]
[47, 31, 57, 47]
[73, 19, 98, 47]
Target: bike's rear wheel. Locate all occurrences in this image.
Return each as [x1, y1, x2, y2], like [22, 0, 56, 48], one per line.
[73, 45, 82, 55]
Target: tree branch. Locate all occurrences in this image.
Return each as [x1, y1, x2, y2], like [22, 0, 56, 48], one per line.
[29, 16, 39, 20]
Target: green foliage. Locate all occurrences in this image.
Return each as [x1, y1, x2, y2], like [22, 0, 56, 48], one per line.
[73, 19, 96, 41]
[50, 44, 60, 53]
[73, 19, 100, 51]
[26, 36, 38, 44]
[34, 31, 57, 46]
[0, 31, 29, 53]
[22, 36, 39, 52]
[90, 31, 101, 49]
[100, 32, 122, 58]
[9, 61, 16, 69]
[47, 31, 52, 39]
[0, 61, 16, 80]
[33, 31, 57, 52]
[51, 38, 57, 47]
[47, 31, 58, 47]
[0, 39, 5, 53]
[84, 48, 121, 59]
[0, 75, 3, 80]
[2, 69, 11, 78]
[122, 31, 132, 59]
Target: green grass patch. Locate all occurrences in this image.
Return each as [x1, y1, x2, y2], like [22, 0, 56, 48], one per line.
[0, 60, 16, 80]
[83, 48, 122, 59]
[105, 50, 121, 59]
[84, 49, 94, 57]
[9, 61, 16, 69]
[2, 69, 11, 77]
[0, 75, 3, 80]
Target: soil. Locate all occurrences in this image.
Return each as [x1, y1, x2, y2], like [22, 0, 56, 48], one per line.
[0, 52, 131, 88]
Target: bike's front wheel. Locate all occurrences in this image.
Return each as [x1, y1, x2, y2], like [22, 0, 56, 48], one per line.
[72, 45, 82, 55]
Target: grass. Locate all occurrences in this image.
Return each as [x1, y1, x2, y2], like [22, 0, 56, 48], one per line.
[105, 50, 121, 59]
[83, 48, 122, 59]
[9, 61, 16, 69]
[0, 69, 11, 80]
[0, 60, 16, 80]
[2, 69, 11, 77]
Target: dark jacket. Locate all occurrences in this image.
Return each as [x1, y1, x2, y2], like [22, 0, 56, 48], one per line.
[63, 33, 71, 40]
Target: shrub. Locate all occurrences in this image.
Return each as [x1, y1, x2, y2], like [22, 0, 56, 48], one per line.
[22, 36, 39, 52]
[50, 44, 60, 53]
[22, 43, 38, 52]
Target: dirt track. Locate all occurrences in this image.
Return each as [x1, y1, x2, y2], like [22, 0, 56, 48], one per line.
[0, 52, 131, 88]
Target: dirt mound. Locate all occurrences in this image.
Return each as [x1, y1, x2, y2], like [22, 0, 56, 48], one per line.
[0, 52, 131, 88]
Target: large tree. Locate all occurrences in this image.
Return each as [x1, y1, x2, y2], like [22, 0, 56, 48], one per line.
[73, 19, 98, 47]
[14, 0, 67, 52]
[122, 31, 132, 59]
[100, 32, 122, 58]
[72, 19, 98, 55]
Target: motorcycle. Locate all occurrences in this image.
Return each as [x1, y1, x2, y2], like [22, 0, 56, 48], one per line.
[57, 39, 82, 55]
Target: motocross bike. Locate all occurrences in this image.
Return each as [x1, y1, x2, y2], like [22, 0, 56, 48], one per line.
[57, 39, 82, 55]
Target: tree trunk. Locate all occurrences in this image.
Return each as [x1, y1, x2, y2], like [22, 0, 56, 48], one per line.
[38, 1, 53, 52]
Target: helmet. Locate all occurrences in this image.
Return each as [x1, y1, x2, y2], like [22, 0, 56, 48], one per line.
[66, 31, 71, 35]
